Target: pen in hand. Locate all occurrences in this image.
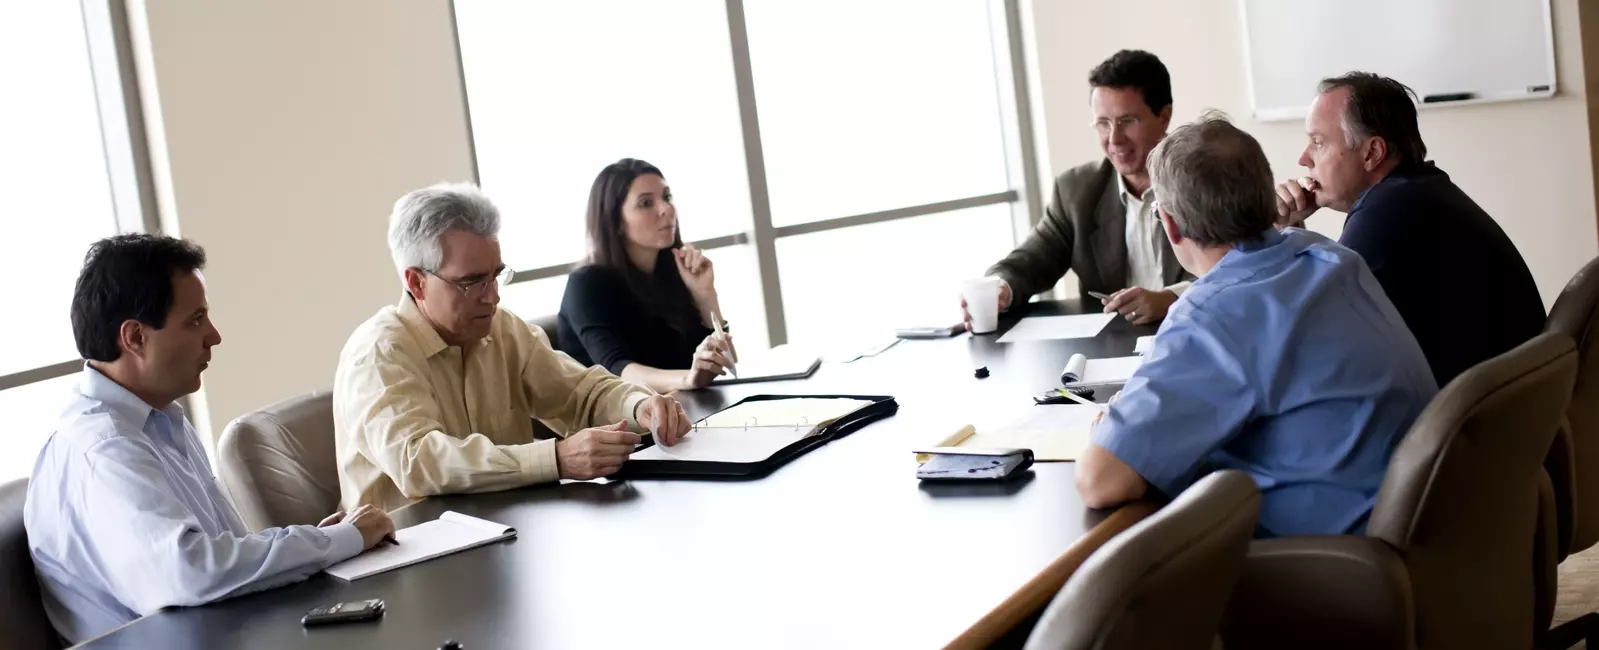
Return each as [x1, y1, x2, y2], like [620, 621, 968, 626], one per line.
[383, 533, 400, 547]
[711, 311, 737, 378]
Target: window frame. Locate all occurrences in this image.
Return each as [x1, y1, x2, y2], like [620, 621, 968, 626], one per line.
[452, 0, 1044, 348]
[0, 0, 159, 393]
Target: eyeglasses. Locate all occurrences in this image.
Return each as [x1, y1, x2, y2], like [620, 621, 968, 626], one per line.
[1092, 115, 1142, 134]
[424, 265, 515, 298]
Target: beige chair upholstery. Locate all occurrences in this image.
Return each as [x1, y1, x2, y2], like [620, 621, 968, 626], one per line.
[1024, 470, 1261, 650]
[217, 391, 340, 530]
[0, 479, 61, 650]
[1540, 255, 1599, 648]
[1221, 333, 1579, 650]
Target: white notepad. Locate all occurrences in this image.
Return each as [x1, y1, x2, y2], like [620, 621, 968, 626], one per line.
[324, 511, 516, 581]
[630, 398, 874, 463]
[997, 313, 1116, 343]
[1062, 354, 1146, 386]
[711, 344, 821, 385]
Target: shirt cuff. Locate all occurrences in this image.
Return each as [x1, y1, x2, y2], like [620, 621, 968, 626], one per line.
[1164, 281, 1193, 296]
[520, 439, 561, 484]
[322, 521, 366, 564]
[623, 392, 651, 432]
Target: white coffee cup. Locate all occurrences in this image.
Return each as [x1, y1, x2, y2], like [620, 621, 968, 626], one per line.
[962, 277, 1003, 334]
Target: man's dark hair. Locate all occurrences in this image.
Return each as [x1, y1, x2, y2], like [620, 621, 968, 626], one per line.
[1147, 111, 1277, 247]
[1088, 49, 1172, 114]
[1318, 72, 1428, 165]
[72, 234, 207, 362]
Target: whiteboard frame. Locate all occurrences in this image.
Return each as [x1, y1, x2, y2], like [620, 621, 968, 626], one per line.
[1239, 0, 1558, 123]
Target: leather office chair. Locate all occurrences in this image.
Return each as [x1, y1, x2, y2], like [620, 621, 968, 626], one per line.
[1024, 470, 1260, 650]
[217, 391, 340, 530]
[0, 479, 62, 650]
[1220, 333, 1578, 650]
[527, 313, 562, 352]
[1539, 256, 1599, 649]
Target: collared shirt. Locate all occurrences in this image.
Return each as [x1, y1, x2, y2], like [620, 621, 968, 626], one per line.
[1117, 174, 1191, 296]
[1092, 228, 1438, 537]
[334, 294, 652, 512]
[25, 366, 364, 644]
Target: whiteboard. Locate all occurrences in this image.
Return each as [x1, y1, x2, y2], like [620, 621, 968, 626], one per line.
[1241, 0, 1556, 121]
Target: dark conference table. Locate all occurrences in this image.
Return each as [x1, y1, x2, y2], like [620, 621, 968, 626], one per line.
[76, 300, 1160, 650]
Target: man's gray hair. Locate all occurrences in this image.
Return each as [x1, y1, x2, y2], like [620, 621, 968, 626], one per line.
[1146, 111, 1277, 247]
[386, 182, 501, 275]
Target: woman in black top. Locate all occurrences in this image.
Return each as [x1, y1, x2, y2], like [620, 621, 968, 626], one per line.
[559, 158, 737, 392]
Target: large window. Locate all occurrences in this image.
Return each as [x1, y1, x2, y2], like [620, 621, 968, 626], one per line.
[0, 0, 152, 481]
[454, 0, 1038, 354]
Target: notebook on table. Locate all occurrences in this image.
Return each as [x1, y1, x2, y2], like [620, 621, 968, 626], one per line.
[324, 511, 516, 581]
[618, 394, 898, 479]
[917, 404, 1102, 462]
[711, 344, 822, 385]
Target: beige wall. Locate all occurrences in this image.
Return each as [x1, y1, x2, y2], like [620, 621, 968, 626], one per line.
[127, 0, 474, 437]
[1026, 0, 1599, 308]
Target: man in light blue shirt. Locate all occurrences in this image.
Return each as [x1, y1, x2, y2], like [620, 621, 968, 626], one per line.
[1076, 113, 1438, 537]
[25, 235, 396, 644]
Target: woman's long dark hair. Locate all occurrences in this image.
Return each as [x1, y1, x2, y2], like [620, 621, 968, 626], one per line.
[584, 158, 700, 333]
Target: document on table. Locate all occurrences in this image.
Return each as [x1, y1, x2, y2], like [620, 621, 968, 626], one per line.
[1063, 355, 1146, 386]
[1134, 335, 1155, 355]
[921, 404, 1101, 461]
[997, 313, 1116, 343]
[698, 397, 873, 429]
[324, 511, 516, 581]
[630, 398, 875, 463]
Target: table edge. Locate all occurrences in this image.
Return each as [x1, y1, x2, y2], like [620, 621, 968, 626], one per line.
[942, 500, 1161, 649]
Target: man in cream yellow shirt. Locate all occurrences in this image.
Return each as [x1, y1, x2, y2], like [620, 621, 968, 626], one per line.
[334, 182, 692, 511]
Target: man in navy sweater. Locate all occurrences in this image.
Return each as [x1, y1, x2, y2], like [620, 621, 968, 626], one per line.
[1275, 72, 1544, 387]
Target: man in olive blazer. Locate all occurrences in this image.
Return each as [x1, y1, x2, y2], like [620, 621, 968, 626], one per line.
[966, 50, 1193, 327]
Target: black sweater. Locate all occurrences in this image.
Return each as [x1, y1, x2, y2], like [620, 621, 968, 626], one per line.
[557, 265, 712, 375]
[1339, 162, 1545, 386]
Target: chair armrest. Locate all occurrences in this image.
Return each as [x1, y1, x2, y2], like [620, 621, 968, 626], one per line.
[1220, 535, 1414, 650]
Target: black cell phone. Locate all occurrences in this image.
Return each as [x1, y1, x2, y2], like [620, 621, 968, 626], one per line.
[302, 599, 385, 627]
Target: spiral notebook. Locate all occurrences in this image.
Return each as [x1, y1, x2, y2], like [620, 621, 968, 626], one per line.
[324, 511, 516, 581]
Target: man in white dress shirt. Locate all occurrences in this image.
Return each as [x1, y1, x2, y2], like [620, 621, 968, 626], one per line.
[24, 234, 396, 644]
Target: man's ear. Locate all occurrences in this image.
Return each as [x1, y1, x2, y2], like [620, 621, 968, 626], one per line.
[403, 267, 427, 301]
[118, 320, 146, 360]
[1160, 208, 1182, 245]
[1156, 103, 1174, 131]
[1362, 136, 1390, 172]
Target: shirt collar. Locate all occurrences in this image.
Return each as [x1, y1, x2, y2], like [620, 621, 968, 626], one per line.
[1115, 173, 1153, 207]
[78, 364, 184, 430]
[395, 292, 493, 358]
[1349, 160, 1435, 213]
[1214, 228, 1288, 270]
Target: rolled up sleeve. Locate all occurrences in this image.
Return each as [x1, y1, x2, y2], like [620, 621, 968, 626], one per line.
[1090, 312, 1255, 497]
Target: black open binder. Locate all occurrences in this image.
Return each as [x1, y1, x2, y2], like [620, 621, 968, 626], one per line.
[616, 394, 898, 479]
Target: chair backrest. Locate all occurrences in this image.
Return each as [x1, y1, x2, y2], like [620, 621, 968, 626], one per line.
[1024, 470, 1261, 650]
[1545, 255, 1599, 553]
[0, 479, 61, 650]
[217, 391, 340, 530]
[1366, 332, 1577, 650]
[527, 313, 562, 351]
